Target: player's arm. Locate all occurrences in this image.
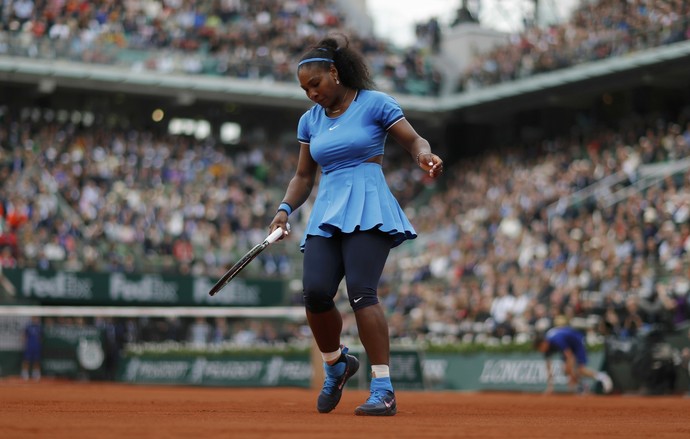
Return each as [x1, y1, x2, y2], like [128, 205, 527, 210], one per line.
[270, 143, 318, 234]
[562, 349, 578, 388]
[387, 119, 443, 178]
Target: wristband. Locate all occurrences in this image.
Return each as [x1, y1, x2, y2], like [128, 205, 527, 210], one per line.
[277, 202, 293, 216]
[416, 151, 431, 166]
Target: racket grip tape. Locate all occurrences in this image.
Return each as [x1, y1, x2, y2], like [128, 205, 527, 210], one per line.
[266, 224, 289, 244]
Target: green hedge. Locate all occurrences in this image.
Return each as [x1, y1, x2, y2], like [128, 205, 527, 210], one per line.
[123, 340, 604, 358]
[123, 341, 310, 358]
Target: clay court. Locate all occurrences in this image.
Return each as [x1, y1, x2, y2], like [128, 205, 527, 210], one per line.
[1, 379, 689, 438]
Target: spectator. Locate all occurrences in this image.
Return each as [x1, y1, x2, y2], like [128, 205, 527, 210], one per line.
[188, 317, 210, 348]
[211, 317, 229, 344]
[0, 245, 17, 268]
[637, 284, 677, 331]
[21, 316, 42, 381]
[621, 295, 644, 338]
[489, 281, 516, 330]
[97, 317, 125, 381]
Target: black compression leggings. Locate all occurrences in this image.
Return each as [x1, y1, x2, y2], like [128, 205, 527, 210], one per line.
[302, 230, 393, 312]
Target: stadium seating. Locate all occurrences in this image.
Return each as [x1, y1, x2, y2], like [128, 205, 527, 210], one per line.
[2, 0, 690, 347]
[457, 0, 690, 92]
[2, 104, 690, 345]
[0, 0, 441, 96]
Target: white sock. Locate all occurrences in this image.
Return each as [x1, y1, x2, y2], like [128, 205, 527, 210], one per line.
[371, 364, 390, 378]
[321, 348, 342, 365]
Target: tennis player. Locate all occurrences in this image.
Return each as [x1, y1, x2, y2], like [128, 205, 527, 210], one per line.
[269, 35, 443, 416]
[535, 325, 613, 394]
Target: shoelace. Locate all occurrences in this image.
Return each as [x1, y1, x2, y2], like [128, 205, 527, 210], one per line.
[322, 363, 345, 395]
[365, 389, 390, 404]
[322, 375, 340, 395]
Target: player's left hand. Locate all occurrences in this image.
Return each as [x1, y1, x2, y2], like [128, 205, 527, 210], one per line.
[418, 152, 443, 178]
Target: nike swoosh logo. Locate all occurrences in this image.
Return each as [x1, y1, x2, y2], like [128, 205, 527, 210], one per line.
[353, 297, 362, 303]
[329, 125, 340, 131]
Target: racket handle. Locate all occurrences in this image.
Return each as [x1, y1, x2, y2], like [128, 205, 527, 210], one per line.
[265, 224, 288, 244]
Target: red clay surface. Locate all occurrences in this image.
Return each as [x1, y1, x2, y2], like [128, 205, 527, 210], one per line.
[1, 379, 689, 438]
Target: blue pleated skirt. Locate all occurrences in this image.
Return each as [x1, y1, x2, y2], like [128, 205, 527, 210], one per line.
[300, 162, 417, 251]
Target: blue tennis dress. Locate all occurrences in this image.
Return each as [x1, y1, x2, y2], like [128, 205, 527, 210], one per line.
[297, 89, 417, 250]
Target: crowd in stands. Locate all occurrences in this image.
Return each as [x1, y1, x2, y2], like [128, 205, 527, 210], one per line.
[3, 102, 690, 349]
[3, 1, 690, 98]
[0, 112, 295, 278]
[458, 0, 690, 92]
[371, 109, 690, 346]
[0, 0, 441, 96]
[0, 105, 428, 281]
[3, 0, 690, 352]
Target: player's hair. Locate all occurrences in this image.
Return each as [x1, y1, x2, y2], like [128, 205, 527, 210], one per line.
[533, 332, 556, 357]
[532, 332, 546, 350]
[297, 35, 375, 90]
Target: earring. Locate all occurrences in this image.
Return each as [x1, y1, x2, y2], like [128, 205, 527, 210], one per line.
[336, 79, 340, 84]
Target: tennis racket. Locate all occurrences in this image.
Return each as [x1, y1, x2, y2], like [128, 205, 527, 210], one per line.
[208, 225, 289, 296]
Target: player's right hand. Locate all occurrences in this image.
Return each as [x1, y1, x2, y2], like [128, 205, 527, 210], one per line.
[269, 215, 290, 241]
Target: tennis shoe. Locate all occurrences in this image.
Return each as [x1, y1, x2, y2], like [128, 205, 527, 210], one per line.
[354, 389, 397, 416]
[598, 372, 613, 394]
[317, 346, 359, 413]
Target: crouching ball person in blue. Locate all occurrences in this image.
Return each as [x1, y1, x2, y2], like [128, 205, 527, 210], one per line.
[269, 35, 443, 416]
[535, 326, 613, 394]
